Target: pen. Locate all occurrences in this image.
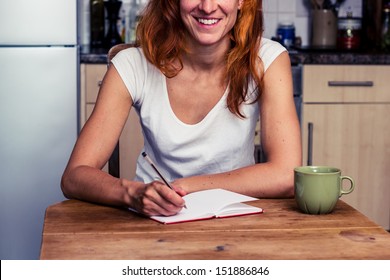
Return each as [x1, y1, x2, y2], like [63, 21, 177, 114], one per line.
[142, 152, 187, 209]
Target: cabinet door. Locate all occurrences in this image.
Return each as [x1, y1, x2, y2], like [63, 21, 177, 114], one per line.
[302, 104, 390, 229]
[303, 65, 390, 103]
[80, 63, 107, 126]
[85, 64, 107, 103]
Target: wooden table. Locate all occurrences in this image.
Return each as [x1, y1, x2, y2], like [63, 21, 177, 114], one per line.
[40, 199, 390, 260]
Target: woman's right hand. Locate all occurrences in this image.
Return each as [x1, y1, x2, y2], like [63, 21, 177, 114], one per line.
[126, 180, 187, 216]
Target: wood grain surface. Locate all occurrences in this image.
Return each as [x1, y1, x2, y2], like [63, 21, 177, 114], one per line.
[40, 199, 390, 260]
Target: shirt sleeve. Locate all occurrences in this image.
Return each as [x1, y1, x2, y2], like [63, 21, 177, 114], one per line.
[259, 38, 288, 72]
[111, 47, 146, 105]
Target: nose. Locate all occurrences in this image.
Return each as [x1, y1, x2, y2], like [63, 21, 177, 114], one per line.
[199, 0, 217, 14]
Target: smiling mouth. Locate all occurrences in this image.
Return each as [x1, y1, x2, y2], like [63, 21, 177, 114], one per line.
[197, 18, 220, 25]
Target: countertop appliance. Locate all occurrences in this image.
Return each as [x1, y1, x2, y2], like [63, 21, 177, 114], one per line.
[0, 0, 79, 259]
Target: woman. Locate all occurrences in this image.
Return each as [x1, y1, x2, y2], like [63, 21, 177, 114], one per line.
[61, 0, 301, 216]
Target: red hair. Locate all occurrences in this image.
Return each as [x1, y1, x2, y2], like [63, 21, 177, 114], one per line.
[136, 0, 264, 117]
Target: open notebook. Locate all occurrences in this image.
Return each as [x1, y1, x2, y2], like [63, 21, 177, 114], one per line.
[150, 188, 263, 224]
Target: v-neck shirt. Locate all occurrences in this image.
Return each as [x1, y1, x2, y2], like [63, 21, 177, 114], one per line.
[111, 38, 286, 183]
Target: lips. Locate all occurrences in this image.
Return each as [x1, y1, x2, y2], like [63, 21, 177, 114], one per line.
[197, 18, 220, 25]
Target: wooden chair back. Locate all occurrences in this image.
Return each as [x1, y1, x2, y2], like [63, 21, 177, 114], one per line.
[107, 43, 134, 64]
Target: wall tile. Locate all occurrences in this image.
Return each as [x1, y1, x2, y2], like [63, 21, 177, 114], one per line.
[263, 0, 278, 13]
[263, 13, 279, 39]
[263, 0, 311, 46]
[278, 0, 296, 13]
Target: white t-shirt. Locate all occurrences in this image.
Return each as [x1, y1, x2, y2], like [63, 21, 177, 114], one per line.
[112, 38, 286, 183]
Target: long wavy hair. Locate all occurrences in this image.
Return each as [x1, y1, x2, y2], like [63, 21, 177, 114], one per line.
[136, 0, 264, 118]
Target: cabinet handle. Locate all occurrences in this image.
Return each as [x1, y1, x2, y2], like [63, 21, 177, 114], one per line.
[307, 122, 313, 166]
[328, 81, 374, 87]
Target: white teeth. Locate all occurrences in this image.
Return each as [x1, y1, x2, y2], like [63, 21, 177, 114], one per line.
[198, 18, 218, 25]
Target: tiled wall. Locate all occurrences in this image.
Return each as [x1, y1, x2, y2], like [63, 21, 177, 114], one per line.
[263, 0, 362, 47]
[263, 0, 311, 47]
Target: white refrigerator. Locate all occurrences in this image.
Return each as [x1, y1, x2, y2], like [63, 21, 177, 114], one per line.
[0, 0, 79, 259]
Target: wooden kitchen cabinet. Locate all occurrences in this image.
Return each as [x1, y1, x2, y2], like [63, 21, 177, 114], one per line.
[301, 65, 390, 230]
[80, 63, 143, 179]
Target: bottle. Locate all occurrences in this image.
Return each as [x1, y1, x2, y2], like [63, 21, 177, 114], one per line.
[337, 17, 362, 50]
[127, 0, 140, 43]
[277, 22, 295, 48]
[103, 0, 124, 50]
[381, 5, 390, 51]
[80, 0, 91, 53]
[90, 0, 105, 49]
[118, 2, 128, 43]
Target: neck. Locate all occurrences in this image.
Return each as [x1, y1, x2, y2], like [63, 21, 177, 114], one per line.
[182, 38, 231, 72]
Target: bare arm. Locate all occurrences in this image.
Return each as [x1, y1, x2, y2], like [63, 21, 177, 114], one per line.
[61, 64, 186, 215]
[172, 52, 302, 198]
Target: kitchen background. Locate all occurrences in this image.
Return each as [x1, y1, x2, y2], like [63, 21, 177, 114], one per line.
[1, 0, 389, 261]
[79, 0, 367, 52]
[262, 0, 362, 47]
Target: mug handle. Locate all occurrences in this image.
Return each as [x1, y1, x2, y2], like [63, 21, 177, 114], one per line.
[339, 176, 355, 196]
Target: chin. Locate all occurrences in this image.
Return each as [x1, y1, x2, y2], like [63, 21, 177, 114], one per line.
[193, 35, 228, 47]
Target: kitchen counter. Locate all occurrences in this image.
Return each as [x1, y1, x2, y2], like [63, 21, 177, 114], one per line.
[81, 46, 390, 65]
[79, 45, 108, 64]
[288, 48, 390, 65]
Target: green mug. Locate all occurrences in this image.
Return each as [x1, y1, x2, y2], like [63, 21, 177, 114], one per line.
[294, 166, 355, 214]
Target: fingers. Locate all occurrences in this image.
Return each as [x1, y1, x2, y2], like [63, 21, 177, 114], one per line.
[133, 181, 186, 216]
[170, 179, 188, 196]
[172, 185, 187, 197]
